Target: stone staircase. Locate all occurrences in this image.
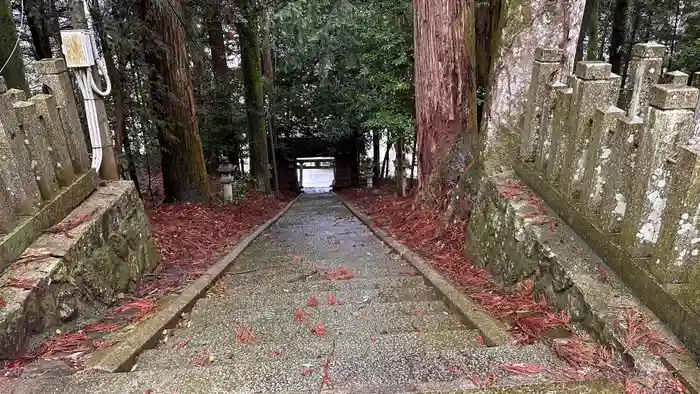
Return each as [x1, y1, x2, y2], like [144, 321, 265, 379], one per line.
[4, 195, 622, 393]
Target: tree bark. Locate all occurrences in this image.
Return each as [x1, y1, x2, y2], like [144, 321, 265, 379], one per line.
[410, 128, 417, 181]
[0, 0, 28, 91]
[140, 0, 211, 203]
[236, 1, 271, 193]
[381, 139, 392, 179]
[476, 0, 502, 125]
[609, 0, 629, 75]
[586, 0, 598, 60]
[261, 6, 278, 194]
[25, 0, 53, 60]
[372, 130, 380, 185]
[480, 0, 584, 165]
[413, 0, 478, 208]
[668, 0, 681, 69]
[575, 0, 597, 62]
[395, 135, 405, 197]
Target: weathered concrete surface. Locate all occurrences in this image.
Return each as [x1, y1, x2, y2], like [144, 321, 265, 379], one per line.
[3, 194, 623, 394]
[0, 170, 98, 271]
[0, 181, 158, 358]
[88, 196, 299, 373]
[467, 165, 700, 386]
[340, 196, 514, 347]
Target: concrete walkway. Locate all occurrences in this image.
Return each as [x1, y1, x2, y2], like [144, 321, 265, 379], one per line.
[5, 195, 622, 393]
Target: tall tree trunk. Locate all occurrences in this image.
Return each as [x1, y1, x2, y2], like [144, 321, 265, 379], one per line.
[476, 0, 502, 125]
[140, 0, 211, 203]
[413, 0, 478, 210]
[481, 0, 584, 165]
[25, 0, 53, 60]
[381, 139, 392, 179]
[236, 1, 271, 193]
[576, 0, 597, 62]
[206, 0, 235, 163]
[586, 0, 598, 59]
[372, 130, 380, 185]
[261, 6, 278, 194]
[395, 135, 405, 197]
[0, 0, 28, 91]
[668, 0, 681, 69]
[619, 0, 641, 97]
[410, 128, 417, 181]
[609, 0, 629, 75]
[597, 10, 608, 60]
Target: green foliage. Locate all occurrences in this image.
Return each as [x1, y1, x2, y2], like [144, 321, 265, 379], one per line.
[272, 0, 415, 147]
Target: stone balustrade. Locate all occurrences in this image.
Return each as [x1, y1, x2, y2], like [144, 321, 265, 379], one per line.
[518, 43, 700, 287]
[0, 59, 97, 270]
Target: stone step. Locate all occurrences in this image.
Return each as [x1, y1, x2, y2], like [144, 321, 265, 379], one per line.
[165, 306, 467, 347]
[6, 345, 561, 394]
[191, 283, 440, 317]
[222, 257, 416, 282]
[136, 329, 485, 371]
[204, 275, 426, 302]
[189, 299, 453, 322]
[0, 182, 157, 359]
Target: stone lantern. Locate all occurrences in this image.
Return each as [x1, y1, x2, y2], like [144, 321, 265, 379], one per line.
[360, 157, 374, 188]
[217, 156, 236, 204]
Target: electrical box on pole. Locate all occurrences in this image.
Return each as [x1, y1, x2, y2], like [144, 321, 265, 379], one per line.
[60, 30, 95, 68]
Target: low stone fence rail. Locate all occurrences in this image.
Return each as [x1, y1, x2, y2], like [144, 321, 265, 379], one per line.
[509, 42, 700, 355]
[0, 59, 98, 271]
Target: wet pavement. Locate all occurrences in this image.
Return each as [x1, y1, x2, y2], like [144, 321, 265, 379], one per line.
[4, 194, 623, 393]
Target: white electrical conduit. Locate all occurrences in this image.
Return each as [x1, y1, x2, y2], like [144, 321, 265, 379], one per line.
[72, 0, 112, 172]
[74, 68, 103, 170]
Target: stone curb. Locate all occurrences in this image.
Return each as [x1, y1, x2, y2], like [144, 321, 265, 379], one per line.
[86, 195, 301, 373]
[336, 194, 514, 347]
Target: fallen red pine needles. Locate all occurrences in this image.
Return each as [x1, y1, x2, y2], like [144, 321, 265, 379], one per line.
[113, 298, 157, 320]
[341, 188, 686, 393]
[0, 297, 6, 308]
[499, 363, 545, 375]
[173, 336, 192, 349]
[45, 213, 92, 236]
[235, 325, 259, 345]
[295, 308, 311, 323]
[310, 323, 327, 337]
[324, 267, 354, 281]
[39, 332, 91, 358]
[82, 322, 121, 333]
[4, 278, 38, 290]
[306, 296, 318, 307]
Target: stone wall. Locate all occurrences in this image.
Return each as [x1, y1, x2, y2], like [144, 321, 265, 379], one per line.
[468, 43, 700, 357]
[0, 59, 159, 358]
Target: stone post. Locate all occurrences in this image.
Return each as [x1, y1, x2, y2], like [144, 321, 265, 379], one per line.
[620, 84, 698, 257]
[599, 116, 644, 233]
[14, 101, 59, 201]
[619, 43, 665, 119]
[0, 78, 30, 216]
[653, 146, 700, 284]
[579, 106, 626, 215]
[30, 94, 76, 186]
[691, 72, 700, 145]
[662, 71, 689, 85]
[609, 73, 622, 105]
[520, 48, 562, 162]
[37, 59, 91, 174]
[545, 87, 573, 184]
[560, 61, 615, 201]
[534, 82, 567, 173]
[0, 88, 42, 211]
